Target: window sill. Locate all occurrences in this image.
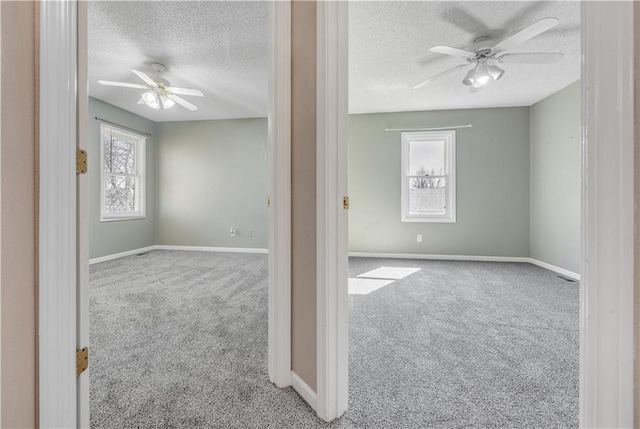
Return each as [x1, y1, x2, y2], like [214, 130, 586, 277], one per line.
[100, 216, 146, 223]
[401, 216, 456, 223]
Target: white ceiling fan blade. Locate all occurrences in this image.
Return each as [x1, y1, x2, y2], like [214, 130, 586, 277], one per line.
[168, 87, 204, 97]
[430, 45, 474, 58]
[497, 53, 563, 64]
[492, 18, 559, 52]
[413, 64, 469, 89]
[131, 69, 158, 87]
[168, 94, 199, 111]
[98, 80, 146, 89]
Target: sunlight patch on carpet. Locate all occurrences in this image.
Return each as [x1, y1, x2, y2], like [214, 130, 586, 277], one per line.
[357, 266, 421, 280]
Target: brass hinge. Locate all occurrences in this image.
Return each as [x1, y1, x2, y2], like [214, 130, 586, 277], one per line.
[343, 196, 349, 210]
[76, 149, 87, 174]
[76, 347, 89, 376]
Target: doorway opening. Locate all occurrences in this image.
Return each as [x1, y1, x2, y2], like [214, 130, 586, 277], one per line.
[345, 2, 582, 426]
[83, 2, 276, 426]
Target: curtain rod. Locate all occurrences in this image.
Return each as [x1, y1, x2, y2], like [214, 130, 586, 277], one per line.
[385, 124, 472, 132]
[94, 117, 153, 137]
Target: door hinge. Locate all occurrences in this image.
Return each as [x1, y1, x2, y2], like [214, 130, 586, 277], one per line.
[76, 149, 87, 174]
[267, 196, 271, 208]
[76, 347, 89, 376]
[343, 196, 349, 210]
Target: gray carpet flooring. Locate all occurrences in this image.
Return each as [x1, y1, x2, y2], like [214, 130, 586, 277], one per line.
[90, 250, 578, 428]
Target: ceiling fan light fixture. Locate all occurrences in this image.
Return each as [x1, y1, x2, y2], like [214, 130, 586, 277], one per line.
[160, 94, 175, 109]
[476, 74, 490, 86]
[474, 62, 491, 85]
[488, 64, 505, 81]
[142, 91, 160, 110]
[462, 67, 476, 86]
[142, 91, 157, 104]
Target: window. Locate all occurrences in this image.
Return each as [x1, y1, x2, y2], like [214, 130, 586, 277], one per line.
[401, 130, 456, 223]
[100, 124, 146, 221]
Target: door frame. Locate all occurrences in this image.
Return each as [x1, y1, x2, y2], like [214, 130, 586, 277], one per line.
[268, 0, 293, 389]
[38, 1, 637, 427]
[39, 0, 78, 426]
[579, 2, 635, 426]
[315, 0, 349, 421]
[38, 0, 293, 427]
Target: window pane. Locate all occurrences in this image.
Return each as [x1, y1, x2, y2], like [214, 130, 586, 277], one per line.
[104, 133, 136, 174]
[105, 175, 138, 214]
[409, 177, 446, 214]
[408, 140, 444, 176]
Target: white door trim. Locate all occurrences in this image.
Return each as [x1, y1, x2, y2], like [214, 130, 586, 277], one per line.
[267, 0, 292, 389]
[77, 1, 90, 427]
[316, 0, 349, 422]
[580, 2, 635, 427]
[39, 0, 78, 427]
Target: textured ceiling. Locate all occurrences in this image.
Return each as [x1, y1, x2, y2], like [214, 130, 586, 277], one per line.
[88, 1, 268, 122]
[88, 1, 580, 122]
[349, 1, 581, 114]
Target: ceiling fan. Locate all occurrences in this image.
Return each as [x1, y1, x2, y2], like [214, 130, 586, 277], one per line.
[98, 62, 204, 111]
[413, 17, 564, 92]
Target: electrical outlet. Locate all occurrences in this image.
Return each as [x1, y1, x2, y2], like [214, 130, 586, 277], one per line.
[230, 228, 236, 237]
[248, 230, 253, 237]
[417, 234, 422, 243]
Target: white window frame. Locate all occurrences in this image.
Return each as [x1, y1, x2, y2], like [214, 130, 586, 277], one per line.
[401, 130, 456, 223]
[99, 123, 146, 221]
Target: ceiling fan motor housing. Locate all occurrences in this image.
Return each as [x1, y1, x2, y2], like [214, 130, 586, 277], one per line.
[153, 78, 171, 89]
[470, 48, 495, 62]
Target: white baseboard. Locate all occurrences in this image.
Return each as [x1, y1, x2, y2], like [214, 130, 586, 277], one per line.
[89, 246, 157, 265]
[348, 252, 580, 281]
[291, 371, 317, 412]
[528, 258, 580, 281]
[91, 249, 579, 281]
[155, 245, 268, 254]
[90, 244, 268, 264]
[348, 252, 530, 263]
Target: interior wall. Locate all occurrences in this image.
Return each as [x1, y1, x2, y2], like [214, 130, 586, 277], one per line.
[155, 118, 268, 249]
[530, 81, 581, 273]
[349, 107, 531, 257]
[88, 97, 156, 259]
[0, 1, 37, 426]
[290, 0, 317, 392]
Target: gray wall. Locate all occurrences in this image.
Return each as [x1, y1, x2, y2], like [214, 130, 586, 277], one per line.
[89, 97, 156, 259]
[156, 118, 268, 248]
[349, 107, 531, 257]
[530, 81, 581, 273]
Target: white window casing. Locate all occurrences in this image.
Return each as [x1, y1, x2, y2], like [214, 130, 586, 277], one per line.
[100, 123, 146, 221]
[401, 130, 456, 223]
